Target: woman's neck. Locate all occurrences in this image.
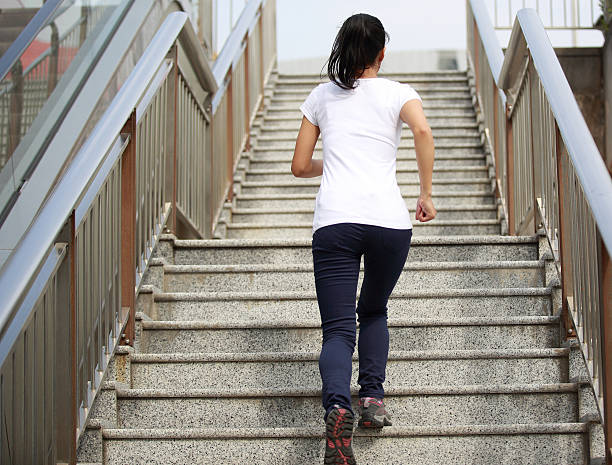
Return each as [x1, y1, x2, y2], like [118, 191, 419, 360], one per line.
[359, 66, 379, 79]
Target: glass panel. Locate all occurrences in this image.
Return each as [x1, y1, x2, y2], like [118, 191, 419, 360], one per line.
[0, 0, 121, 219]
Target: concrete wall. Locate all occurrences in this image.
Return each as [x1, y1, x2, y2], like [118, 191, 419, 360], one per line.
[555, 48, 606, 165]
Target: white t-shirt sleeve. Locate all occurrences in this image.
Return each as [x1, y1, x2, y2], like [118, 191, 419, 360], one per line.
[397, 83, 422, 113]
[300, 85, 319, 126]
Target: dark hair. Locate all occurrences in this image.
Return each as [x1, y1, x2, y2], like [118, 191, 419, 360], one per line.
[326, 14, 389, 90]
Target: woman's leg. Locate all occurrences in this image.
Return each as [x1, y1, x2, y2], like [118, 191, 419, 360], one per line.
[312, 223, 365, 417]
[356, 227, 412, 400]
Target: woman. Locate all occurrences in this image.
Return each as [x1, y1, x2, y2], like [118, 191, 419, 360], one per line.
[291, 13, 436, 464]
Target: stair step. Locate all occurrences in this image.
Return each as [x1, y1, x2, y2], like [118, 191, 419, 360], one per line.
[267, 108, 476, 119]
[229, 206, 497, 222]
[249, 158, 487, 171]
[251, 147, 485, 159]
[259, 121, 478, 131]
[244, 167, 487, 182]
[256, 133, 481, 145]
[272, 86, 473, 97]
[129, 348, 569, 390]
[153, 288, 552, 322]
[253, 141, 483, 152]
[239, 179, 493, 195]
[268, 101, 474, 112]
[162, 260, 542, 293]
[223, 220, 501, 237]
[261, 114, 477, 126]
[235, 192, 494, 208]
[101, 423, 587, 465]
[116, 383, 577, 429]
[171, 236, 536, 264]
[139, 316, 560, 353]
[271, 96, 473, 105]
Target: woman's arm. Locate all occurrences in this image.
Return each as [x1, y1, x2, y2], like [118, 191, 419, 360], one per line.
[400, 100, 436, 222]
[292, 116, 323, 178]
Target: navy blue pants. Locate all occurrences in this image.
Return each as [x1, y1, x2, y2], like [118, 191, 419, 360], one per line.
[311, 223, 412, 417]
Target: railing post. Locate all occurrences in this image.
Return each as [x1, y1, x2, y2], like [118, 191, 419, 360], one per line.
[53, 213, 77, 464]
[226, 71, 234, 202]
[8, 60, 23, 156]
[599, 236, 612, 463]
[244, 34, 251, 151]
[555, 123, 575, 339]
[120, 111, 136, 346]
[527, 62, 538, 234]
[48, 23, 59, 96]
[492, 83, 500, 198]
[473, 19, 480, 95]
[167, 45, 179, 235]
[506, 101, 515, 235]
[258, 5, 264, 108]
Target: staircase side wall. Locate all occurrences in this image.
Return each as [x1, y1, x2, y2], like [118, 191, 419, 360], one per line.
[555, 48, 605, 161]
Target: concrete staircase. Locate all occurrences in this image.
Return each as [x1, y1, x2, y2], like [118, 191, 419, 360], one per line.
[78, 71, 604, 464]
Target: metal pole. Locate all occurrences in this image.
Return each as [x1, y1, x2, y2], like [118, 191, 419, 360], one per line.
[120, 112, 136, 347]
[198, 0, 213, 59]
[506, 101, 516, 235]
[598, 234, 612, 463]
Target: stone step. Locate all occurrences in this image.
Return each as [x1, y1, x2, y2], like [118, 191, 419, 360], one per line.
[253, 144, 483, 155]
[235, 192, 494, 208]
[101, 423, 587, 465]
[271, 95, 473, 106]
[272, 87, 473, 97]
[152, 288, 552, 322]
[267, 101, 474, 112]
[223, 220, 501, 237]
[268, 99, 474, 111]
[257, 127, 481, 139]
[248, 157, 487, 171]
[266, 107, 475, 119]
[116, 384, 577, 429]
[162, 260, 542, 293]
[129, 348, 569, 390]
[228, 206, 497, 223]
[139, 316, 560, 353]
[260, 114, 477, 126]
[169, 235, 537, 265]
[274, 79, 469, 89]
[243, 167, 488, 183]
[255, 136, 483, 149]
[251, 147, 485, 159]
[239, 179, 493, 195]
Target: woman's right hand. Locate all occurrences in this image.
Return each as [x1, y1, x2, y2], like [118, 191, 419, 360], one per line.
[416, 196, 436, 222]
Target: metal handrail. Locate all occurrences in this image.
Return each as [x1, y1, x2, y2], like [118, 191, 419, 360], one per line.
[469, 0, 505, 81]
[500, 9, 612, 253]
[468, 1, 612, 459]
[212, 0, 262, 85]
[0, 0, 65, 82]
[0, 0, 276, 460]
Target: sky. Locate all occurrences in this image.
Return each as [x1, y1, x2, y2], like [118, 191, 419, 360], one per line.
[276, 0, 468, 63]
[275, 0, 604, 65]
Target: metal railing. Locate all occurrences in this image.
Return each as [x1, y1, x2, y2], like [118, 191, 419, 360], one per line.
[492, 0, 601, 29]
[468, 0, 612, 460]
[0, 8, 108, 167]
[0, 0, 276, 463]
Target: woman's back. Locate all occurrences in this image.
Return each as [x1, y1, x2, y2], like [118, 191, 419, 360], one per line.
[301, 78, 421, 232]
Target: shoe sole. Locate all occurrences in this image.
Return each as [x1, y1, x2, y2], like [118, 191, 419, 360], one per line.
[324, 408, 356, 465]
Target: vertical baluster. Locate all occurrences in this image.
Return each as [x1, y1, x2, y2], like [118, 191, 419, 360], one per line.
[120, 112, 137, 346]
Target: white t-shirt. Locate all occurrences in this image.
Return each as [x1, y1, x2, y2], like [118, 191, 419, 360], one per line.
[300, 77, 422, 233]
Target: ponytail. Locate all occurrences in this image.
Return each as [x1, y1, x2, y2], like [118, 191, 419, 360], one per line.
[326, 13, 389, 90]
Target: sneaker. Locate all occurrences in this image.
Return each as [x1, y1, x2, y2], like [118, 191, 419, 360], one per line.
[357, 397, 392, 428]
[324, 406, 356, 464]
